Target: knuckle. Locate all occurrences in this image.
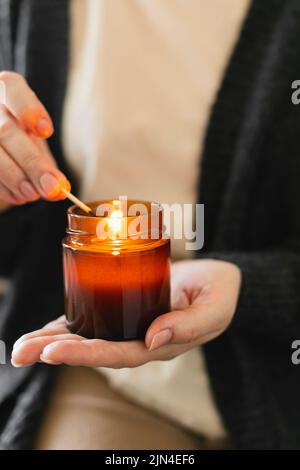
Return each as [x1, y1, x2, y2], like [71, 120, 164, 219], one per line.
[3, 160, 19, 180]
[185, 326, 199, 343]
[22, 151, 40, 170]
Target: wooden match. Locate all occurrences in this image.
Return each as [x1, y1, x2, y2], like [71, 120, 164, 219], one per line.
[61, 188, 93, 215]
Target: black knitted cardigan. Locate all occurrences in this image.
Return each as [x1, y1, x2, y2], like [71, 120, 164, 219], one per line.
[0, 0, 300, 450]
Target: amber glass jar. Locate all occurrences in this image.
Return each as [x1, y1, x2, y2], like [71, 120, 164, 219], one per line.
[62, 200, 170, 340]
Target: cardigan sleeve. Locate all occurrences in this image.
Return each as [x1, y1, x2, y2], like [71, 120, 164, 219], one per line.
[0, 206, 25, 276]
[202, 251, 300, 343]
[0, 203, 44, 277]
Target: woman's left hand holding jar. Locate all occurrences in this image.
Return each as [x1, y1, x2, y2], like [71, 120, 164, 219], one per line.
[12, 260, 241, 367]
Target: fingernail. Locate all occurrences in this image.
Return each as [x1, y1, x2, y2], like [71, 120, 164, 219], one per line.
[13, 337, 27, 349]
[11, 359, 34, 368]
[11, 347, 34, 367]
[11, 356, 22, 367]
[62, 179, 71, 195]
[20, 181, 39, 200]
[35, 117, 53, 138]
[40, 173, 61, 198]
[11, 362, 23, 368]
[148, 328, 173, 352]
[51, 178, 71, 201]
[40, 355, 61, 365]
[11, 194, 26, 204]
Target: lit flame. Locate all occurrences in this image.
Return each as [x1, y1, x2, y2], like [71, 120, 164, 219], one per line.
[109, 209, 123, 237]
[108, 200, 122, 241]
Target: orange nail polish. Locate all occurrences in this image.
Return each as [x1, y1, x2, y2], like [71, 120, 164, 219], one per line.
[40, 173, 61, 198]
[35, 117, 53, 138]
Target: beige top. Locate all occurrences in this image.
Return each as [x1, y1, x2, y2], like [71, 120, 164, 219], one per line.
[63, 0, 249, 439]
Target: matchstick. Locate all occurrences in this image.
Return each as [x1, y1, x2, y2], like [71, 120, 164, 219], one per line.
[61, 188, 93, 215]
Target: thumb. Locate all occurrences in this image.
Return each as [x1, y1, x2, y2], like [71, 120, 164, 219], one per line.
[145, 304, 216, 351]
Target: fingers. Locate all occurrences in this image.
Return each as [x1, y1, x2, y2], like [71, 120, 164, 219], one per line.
[12, 331, 189, 368]
[14, 322, 69, 349]
[0, 71, 70, 203]
[145, 261, 242, 351]
[0, 179, 25, 205]
[40, 339, 148, 368]
[0, 144, 38, 202]
[11, 333, 85, 367]
[145, 264, 221, 350]
[42, 315, 68, 330]
[0, 104, 70, 200]
[0, 71, 53, 138]
[145, 304, 221, 352]
[37, 338, 188, 368]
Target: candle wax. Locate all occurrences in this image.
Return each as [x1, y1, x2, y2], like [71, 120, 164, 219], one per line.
[63, 240, 170, 340]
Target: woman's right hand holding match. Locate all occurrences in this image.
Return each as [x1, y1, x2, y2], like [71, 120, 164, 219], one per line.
[0, 71, 70, 208]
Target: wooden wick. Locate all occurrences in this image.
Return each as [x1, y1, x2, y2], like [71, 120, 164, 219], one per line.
[61, 188, 93, 215]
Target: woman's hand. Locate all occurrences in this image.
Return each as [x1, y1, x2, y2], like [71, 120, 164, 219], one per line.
[11, 259, 241, 368]
[0, 71, 70, 206]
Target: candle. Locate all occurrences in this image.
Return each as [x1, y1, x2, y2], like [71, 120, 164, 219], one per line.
[62, 200, 171, 340]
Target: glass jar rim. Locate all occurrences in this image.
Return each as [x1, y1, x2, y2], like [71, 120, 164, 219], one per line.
[66, 199, 164, 241]
[67, 199, 162, 220]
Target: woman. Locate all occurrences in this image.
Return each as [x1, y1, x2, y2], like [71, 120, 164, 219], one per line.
[0, 0, 299, 450]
